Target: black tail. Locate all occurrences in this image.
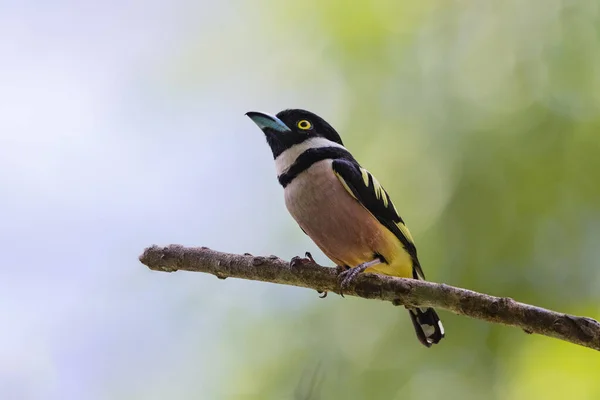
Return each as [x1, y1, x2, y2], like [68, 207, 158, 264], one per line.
[408, 307, 445, 347]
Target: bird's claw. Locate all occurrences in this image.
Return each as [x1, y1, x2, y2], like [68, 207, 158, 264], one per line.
[290, 257, 311, 268]
[291, 252, 325, 298]
[290, 256, 305, 268]
[290, 252, 316, 268]
[338, 264, 370, 297]
[338, 268, 358, 297]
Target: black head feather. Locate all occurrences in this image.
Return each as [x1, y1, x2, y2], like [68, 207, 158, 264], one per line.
[275, 109, 344, 146]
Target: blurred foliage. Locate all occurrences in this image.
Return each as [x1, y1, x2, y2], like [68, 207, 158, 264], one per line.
[214, 1, 600, 399]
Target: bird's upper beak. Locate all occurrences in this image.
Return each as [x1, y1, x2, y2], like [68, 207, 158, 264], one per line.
[245, 111, 292, 133]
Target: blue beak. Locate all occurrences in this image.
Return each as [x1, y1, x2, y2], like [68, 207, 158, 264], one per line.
[246, 111, 292, 133]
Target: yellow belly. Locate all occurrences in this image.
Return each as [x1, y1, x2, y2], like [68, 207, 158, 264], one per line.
[284, 160, 413, 278]
[363, 226, 413, 278]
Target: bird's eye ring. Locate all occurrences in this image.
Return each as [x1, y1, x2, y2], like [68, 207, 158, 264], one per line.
[297, 120, 312, 130]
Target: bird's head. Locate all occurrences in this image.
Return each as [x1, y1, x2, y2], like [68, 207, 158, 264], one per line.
[246, 109, 344, 159]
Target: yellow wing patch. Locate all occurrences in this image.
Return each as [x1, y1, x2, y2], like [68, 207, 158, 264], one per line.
[359, 167, 389, 208]
[334, 171, 358, 200]
[396, 221, 415, 244]
[360, 168, 370, 186]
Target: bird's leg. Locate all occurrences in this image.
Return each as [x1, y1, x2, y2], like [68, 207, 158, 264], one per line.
[289, 252, 328, 299]
[338, 258, 383, 297]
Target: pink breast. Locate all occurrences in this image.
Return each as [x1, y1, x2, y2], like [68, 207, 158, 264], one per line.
[284, 160, 385, 267]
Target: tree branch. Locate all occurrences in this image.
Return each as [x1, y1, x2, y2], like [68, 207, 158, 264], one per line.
[139, 244, 600, 351]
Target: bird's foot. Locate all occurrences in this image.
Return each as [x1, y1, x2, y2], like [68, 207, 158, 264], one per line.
[336, 265, 349, 274]
[338, 259, 382, 297]
[290, 253, 327, 298]
[338, 265, 369, 297]
[290, 252, 316, 268]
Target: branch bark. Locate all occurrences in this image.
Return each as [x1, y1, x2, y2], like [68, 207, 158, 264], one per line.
[139, 244, 600, 351]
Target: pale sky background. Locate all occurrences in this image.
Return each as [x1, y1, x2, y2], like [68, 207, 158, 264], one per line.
[0, 1, 341, 398]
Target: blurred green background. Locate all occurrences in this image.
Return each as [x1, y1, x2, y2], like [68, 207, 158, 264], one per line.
[2, 0, 600, 399]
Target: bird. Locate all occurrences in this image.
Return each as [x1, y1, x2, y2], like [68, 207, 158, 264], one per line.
[246, 108, 445, 347]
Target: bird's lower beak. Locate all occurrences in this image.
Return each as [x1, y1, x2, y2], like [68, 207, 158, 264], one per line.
[245, 111, 292, 133]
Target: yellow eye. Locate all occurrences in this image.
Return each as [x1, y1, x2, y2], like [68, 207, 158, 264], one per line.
[297, 120, 312, 130]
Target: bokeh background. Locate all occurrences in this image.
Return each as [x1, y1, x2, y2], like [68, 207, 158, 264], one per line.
[2, 0, 600, 399]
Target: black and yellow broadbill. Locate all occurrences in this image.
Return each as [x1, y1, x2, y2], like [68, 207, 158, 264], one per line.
[246, 109, 445, 347]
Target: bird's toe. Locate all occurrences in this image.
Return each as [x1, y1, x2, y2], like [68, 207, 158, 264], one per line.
[290, 253, 316, 268]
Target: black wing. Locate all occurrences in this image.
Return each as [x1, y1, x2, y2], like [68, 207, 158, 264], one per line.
[332, 159, 425, 279]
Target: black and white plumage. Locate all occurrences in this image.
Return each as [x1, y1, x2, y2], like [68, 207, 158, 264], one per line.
[246, 108, 445, 347]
